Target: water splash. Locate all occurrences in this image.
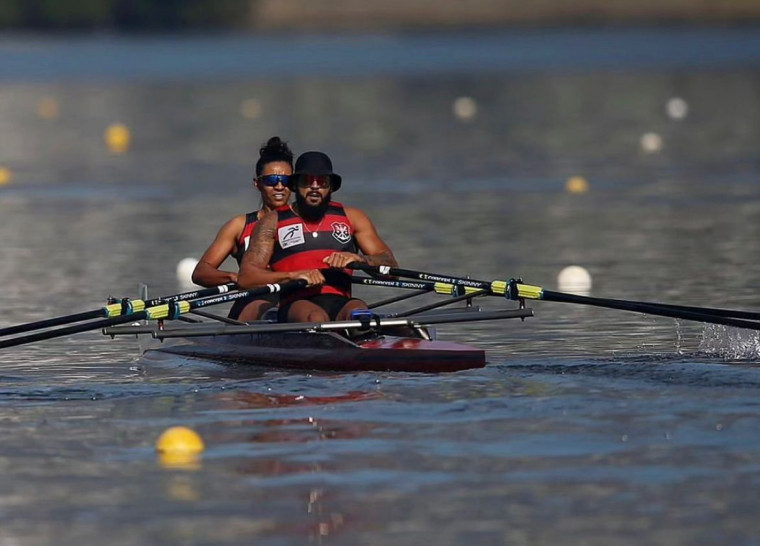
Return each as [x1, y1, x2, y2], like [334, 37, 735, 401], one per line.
[698, 324, 760, 360]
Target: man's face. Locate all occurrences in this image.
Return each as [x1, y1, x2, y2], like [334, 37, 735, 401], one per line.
[296, 175, 332, 213]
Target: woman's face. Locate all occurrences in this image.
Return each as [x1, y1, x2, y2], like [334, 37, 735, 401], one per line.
[255, 161, 292, 210]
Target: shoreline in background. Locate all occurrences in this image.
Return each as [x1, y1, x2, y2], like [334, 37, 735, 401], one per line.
[250, 0, 760, 30]
[2, 0, 760, 32]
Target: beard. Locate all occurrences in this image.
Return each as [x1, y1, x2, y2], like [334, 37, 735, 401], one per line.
[296, 191, 331, 222]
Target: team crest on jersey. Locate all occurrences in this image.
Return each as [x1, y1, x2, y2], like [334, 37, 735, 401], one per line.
[331, 222, 351, 244]
[278, 224, 305, 249]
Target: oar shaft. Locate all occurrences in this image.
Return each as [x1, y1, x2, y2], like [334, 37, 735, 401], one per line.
[368, 289, 430, 310]
[352, 275, 484, 309]
[142, 283, 237, 307]
[348, 263, 503, 293]
[0, 282, 238, 339]
[1, 282, 303, 349]
[395, 290, 489, 318]
[0, 309, 103, 337]
[541, 289, 760, 331]
[350, 263, 760, 331]
[354, 276, 445, 309]
[0, 313, 146, 349]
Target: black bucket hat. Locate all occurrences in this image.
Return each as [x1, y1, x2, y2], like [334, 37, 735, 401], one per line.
[288, 151, 342, 192]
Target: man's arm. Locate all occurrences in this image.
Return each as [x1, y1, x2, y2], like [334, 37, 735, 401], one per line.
[323, 207, 398, 268]
[192, 215, 244, 287]
[238, 211, 325, 288]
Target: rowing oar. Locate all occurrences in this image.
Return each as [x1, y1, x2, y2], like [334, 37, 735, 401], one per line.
[0, 283, 238, 338]
[0, 281, 306, 349]
[348, 263, 760, 331]
[352, 276, 484, 309]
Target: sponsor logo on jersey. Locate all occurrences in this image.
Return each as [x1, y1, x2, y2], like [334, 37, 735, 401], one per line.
[279, 224, 305, 249]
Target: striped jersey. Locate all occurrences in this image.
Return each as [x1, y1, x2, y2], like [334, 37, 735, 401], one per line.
[234, 211, 259, 265]
[271, 202, 358, 300]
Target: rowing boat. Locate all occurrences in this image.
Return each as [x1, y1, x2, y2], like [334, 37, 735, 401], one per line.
[4, 264, 759, 369]
[105, 307, 533, 373]
[141, 331, 485, 373]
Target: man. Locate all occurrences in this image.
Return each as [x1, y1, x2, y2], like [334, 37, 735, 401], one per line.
[237, 151, 397, 322]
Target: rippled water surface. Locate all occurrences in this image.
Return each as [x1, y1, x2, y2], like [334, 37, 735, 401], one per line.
[1, 28, 760, 545]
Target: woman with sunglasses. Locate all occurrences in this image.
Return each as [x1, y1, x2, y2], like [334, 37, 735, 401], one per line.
[192, 136, 293, 321]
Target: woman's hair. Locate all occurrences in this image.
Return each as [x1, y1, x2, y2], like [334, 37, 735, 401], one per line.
[255, 136, 293, 177]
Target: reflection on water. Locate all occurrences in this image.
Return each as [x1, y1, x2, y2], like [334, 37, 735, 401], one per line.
[0, 29, 760, 545]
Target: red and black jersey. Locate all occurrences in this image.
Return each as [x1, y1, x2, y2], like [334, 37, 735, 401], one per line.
[234, 211, 259, 265]
[271, 202, 358, 300]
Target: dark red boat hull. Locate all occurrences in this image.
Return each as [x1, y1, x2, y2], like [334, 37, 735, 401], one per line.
[148, 331, 485, 373]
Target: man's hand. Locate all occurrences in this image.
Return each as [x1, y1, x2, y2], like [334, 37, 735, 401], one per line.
[323, 252, 365, 269]
[291, 269, 326, 287]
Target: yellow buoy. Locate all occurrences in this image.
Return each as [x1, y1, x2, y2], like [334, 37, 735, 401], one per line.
[37, 97, 60, 120]
[565, 176, 589, 194]
[156, 426, 205, 454]
[0, 167, 11, 186]
[240, 98, 262, 119]
[156, 426, 205, 470]
[105, 123, 131, 154]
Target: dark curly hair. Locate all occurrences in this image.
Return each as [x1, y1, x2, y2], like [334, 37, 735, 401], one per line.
[255, 136, 294, 177]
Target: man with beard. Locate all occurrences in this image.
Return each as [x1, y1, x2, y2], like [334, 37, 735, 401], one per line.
[237, 151, 398, 323]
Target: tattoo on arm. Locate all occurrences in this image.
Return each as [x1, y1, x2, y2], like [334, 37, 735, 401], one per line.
[243, 213, 276, 269]
[365, 250, 397, 267]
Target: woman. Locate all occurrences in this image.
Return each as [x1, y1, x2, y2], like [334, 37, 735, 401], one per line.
[192, 136, 293, 321]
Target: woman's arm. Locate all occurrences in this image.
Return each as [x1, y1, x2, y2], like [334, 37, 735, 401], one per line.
[192, 215, 245, 287]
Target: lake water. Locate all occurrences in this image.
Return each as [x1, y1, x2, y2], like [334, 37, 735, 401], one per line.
[1, 28, 760, 545]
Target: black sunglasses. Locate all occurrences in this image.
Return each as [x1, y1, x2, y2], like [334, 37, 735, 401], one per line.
[257, 174, 290, 187]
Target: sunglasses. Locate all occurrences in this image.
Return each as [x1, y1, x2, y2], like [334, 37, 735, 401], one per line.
[296, 175, 331, 189]
[257, 174, 290, 187]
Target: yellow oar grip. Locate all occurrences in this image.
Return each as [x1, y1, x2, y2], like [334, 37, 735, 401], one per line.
[433, 283, 487, 296]
[434, 282, 454, 295]
[146, 301, 191, 320]
[490, 280, 508, 295]
[103, 302, 124, 318]
[516, 284, 543, 300]
[145, 304, 170, 320]
[103, 299, 149, 318]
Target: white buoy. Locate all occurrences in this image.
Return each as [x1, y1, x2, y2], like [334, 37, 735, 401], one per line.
[176, 257, 199, 287]
[666, 97, 689, 120]
[558, 265, 592, 295]
[452, 97, 477, 121]
[640, 132, 663, 153]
